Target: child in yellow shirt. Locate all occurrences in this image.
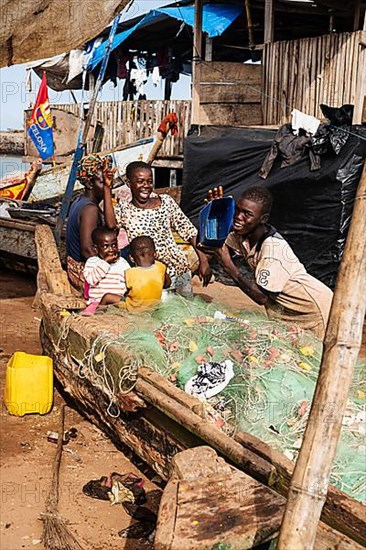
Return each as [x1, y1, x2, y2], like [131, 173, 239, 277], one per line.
[98, 235, 171, 312]
[121, 236, 171, 312]
[100, 235, 170, 312]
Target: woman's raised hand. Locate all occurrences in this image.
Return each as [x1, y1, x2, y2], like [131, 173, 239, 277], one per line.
[102, 157, 116, 188]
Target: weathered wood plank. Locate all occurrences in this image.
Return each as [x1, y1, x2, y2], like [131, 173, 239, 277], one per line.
[264, 0, 274, 44]
[200, 62, 262, 104]
[155, 447, 363, 550]
[154, 479, 178, 549]
[200, 103, 262, 126]
[35, 225, 71, 296]
[173, 474, 282, 549]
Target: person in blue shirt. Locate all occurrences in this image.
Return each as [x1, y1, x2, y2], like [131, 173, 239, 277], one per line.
[66, 154, 115, 291]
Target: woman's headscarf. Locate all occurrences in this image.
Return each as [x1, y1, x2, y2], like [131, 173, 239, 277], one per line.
[76, 154, 112, 185]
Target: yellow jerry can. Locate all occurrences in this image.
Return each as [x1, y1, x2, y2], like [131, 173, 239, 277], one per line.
[4, 352, 53, 416]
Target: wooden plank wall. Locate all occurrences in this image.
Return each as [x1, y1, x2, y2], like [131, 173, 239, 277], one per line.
[262, 31, 364, 125]
[54, 100, 191, 157]
[199, 62, 262, 126]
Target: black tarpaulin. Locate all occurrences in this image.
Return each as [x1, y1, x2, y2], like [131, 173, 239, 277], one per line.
[181, 125, 366, 288]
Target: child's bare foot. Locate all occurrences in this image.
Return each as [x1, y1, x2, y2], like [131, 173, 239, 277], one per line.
[81, 301, 99, 316]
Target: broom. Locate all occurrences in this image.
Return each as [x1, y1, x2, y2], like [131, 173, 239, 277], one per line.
[41, 404, 85, 550]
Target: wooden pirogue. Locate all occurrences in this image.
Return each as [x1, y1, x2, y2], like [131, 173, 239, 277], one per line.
[36, 225, 365, 549]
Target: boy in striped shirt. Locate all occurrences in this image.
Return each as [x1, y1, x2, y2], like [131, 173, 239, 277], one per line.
[82, 227, 130, 314]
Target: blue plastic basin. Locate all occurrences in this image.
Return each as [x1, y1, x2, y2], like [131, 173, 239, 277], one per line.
[198, 197, 235, 247]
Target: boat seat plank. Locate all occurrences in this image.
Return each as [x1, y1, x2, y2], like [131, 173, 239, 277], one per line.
[173, 475, 281, 550]
[155, 447, 282, 550]
[155, 447, 364, 550]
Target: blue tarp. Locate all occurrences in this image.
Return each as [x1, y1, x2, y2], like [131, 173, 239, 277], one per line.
[157, 5, 243, 38]
[87, 4, 243, 70]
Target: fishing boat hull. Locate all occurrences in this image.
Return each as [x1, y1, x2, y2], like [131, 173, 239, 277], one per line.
[0, 218, 37, 273]
[0, 177, 27, 200]
[40, 293, 365, 550]
[0, 217, 67, 273]
[36, 225, 365, 549]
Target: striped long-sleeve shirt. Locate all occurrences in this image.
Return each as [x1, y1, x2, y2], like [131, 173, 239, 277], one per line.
[83, 256, 130, 304]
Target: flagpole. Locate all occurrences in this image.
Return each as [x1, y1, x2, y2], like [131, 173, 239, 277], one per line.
[48, 70, 56, 168]
[54, 14, 120, 244]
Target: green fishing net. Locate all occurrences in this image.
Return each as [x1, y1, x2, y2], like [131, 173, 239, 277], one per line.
[85, 295, 366, 503]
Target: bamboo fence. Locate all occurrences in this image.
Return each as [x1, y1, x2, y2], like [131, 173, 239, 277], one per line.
[262, 31, 364, 125]
[55, 100, 191, 156]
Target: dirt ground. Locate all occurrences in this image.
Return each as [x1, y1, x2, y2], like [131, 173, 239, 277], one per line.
[0, 271, 165, 550]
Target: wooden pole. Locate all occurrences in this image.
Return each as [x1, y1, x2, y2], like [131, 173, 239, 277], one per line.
[264, 0, 274, 44]
[191, 0, 203, 125]
[353, 0, 361, 31]
[277, 162, 366, 549]
[55, 16, 119, 243]
[354, 12, 366, 124]
[244, 0, 255, 49]
[329, 14, 334, 34]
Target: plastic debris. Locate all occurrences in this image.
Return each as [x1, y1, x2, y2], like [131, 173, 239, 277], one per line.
[185, 360, 234, 399]
[47, 430, 70, 444]
[108, 480, 135, 505]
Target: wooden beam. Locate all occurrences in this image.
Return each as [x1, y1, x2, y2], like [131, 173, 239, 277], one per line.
[264, 0, 274, 44]
[329, 14, 334, 33]
[277, 163, 366, 549]
[191, 0, 203, 125]
[353, 0, 361, 30]
[245, 0, 255, 49]
[34, 225, 71, 299]
[354, 13, 366, 123]
[205, 35, 213, 62]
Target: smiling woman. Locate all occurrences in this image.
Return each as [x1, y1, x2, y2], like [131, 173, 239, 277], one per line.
[103, 161, 212, 297]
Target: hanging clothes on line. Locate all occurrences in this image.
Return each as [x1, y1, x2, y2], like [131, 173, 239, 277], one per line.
[116, 53, 129, 79]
